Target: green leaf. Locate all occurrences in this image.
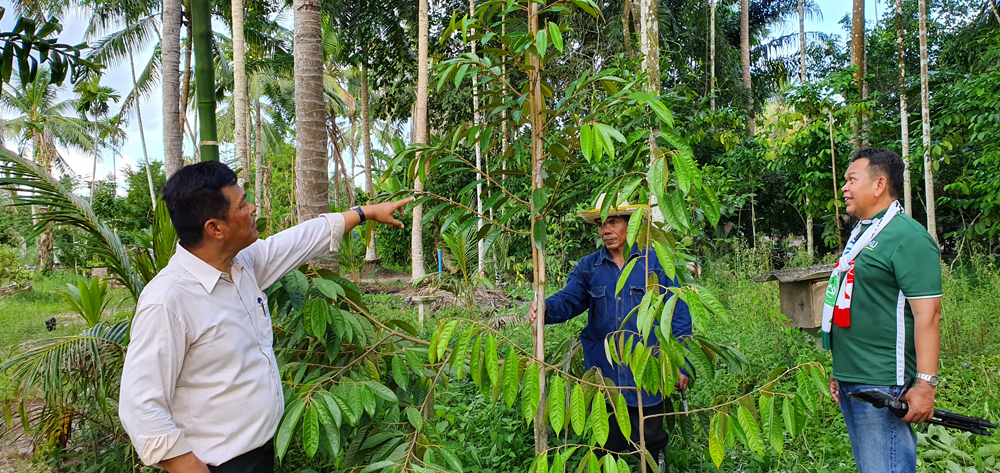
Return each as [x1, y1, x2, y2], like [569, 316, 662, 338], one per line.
[470, 335, 483, 388]
[440, 447, 464, 473]
[436, 319, 459, 362]
[275, 398, 305, 462]
[792, 394, 806, 437]
[580, 124, 593, 161]
[320, 394, 342, 428]
[549, 376, 566, 433]
[405, 349, 426, 380]
[615, 258, 638, 297]
[548, 22, 563, 52]
[523, 362, 541, 423]
[697, 185, 722, 228]
[535, 452, 549, 473]
[452, 325, 475, 379]
[486, 336, 499, 385]
[361, 384, 376, 417]
[303, 299, 326, 338]
[662, 191, 689, 232]
[626, 208, 643, 250]
[570, 383, 586, 436]
[392, 356, 408, 391]
[648, 157, 666, 201]
[613, 392, 631, 441]
[595, 123, 625, 159]
[361, 461, 397, 473]
[503, 346, 520, 408]
[313, 278, 345, 300]
[782, 397, 796, 440]
[737, 404, 765, 456]
[536, 29, 548, 56]
[685, 339, 714, 380]
[591, 394, 609, 447]
[660, 130, 701, 193]
[364, 381, 398, 403]
[602, 453, 617, 473]
[760, 394, 783, 455]
[303, 404, 320, 458]
[406, 406, 423, 432]
[696, 287, 728, 322]
[709, 413, 726, 468]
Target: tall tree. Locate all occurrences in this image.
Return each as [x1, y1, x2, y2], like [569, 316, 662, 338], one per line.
[232, 0, 250, 184]
[362, 62, 377, 261]
[896, 0, 912, 215]
[709, 0, 716, 110]
[472, 0, 484, 276]
[162, 0, 184, 176]
[918, 0, 936, 242]
[527, 0, 547, 456]
[640, 0, 659, 92]
[192, 0, 219, 162]
[293, 0, 329, 222]
[75, 77, 120, 200]
[799, 0, 812, 257]
[740, 0, 754, 136]
[411, 0, 428, 281]
[850, 0, 866, 150]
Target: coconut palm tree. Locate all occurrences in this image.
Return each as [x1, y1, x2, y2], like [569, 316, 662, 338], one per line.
[74, 77, 121, 200]
[293, 0, 329, 223]
[1, 70, 93, 271]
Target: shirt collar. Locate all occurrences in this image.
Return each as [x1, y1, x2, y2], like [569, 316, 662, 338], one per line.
[172, 243, 231, 293]
[594, 244, 643, 267]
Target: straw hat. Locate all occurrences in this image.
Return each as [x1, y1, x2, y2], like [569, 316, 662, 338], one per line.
[577, 193, 650, 224]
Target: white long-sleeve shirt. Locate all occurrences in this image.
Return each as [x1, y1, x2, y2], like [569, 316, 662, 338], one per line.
[119, 213, 345, 466]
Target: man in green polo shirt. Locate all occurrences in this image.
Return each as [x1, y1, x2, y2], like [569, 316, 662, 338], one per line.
[824, 148, 942, 473]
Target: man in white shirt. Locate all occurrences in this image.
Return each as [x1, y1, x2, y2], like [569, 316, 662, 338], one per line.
[119, 161, 412, 473]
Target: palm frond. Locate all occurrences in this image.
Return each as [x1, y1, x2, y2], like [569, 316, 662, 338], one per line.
[119, 43, 162, 119]
[0, 149, 143, 299]
[86, 15, 160, 69]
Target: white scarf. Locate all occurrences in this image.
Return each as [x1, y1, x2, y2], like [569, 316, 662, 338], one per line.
[821, 200, 903, 349]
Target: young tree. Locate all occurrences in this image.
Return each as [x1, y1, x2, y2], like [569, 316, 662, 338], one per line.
[851, 0, 866, 149]
[918, 0, 936, 242]
[74, 77, 120, 200]
[709, 0, 716, 110]
[293, 0, 330, 222]
[412, 0, 429, 280]
[741, 0, 753, 136]
[896, 0, 912, 215]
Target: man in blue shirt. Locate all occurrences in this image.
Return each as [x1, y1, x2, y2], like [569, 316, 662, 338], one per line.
[529, 197, 692, 455]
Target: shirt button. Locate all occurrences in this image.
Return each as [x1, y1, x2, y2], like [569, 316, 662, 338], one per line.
[617, 297, 621, 300]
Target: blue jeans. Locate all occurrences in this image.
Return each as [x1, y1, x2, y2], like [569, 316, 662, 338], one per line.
[837, 382, 917, 473]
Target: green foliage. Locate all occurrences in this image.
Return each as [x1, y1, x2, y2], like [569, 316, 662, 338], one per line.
[0, 10, 101, 86]
[58, 276, 111, 327]
[0, 244, 28, 285]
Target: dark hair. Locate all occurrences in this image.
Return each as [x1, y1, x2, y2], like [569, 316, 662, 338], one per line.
[161, 161, 238, 247]
[851, 148, 904, 200]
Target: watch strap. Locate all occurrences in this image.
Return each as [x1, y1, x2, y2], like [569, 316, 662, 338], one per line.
[916, 372, 939, 386]
[352, 206, 366, 223]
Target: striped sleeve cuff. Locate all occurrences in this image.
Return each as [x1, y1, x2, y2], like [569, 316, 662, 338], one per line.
[322, 213, 346, 254]
[905, 294, 942, 300]
[137, 430, 192, 466]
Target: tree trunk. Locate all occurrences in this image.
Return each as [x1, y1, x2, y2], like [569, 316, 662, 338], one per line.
[91, 115, 99, 200]
[293, 0, 330, 221]
[528, 0, 548, 457]
[709, 0, 716, 110]
[362, 62, 378, 261]
[412, 0, 429, 281]
[799, 0, 812, 257]
[851, 0, 866, 150]
[233, 0, 248, 183]
[918, 0, 936, 243]
[162, 0, 184, 177]
[255, 98, 264, 206]
[472, 0, 485, 277]
[740, 0, 753, 136]
[830, 110, 843, 250]
[180, 20, 193, 139]
[192, 0, 219, 162]
[623, 0, 633, 57]
[640, 0, 660, 93]
[128, 36, 156, 207]
[896, 0, 912, 215]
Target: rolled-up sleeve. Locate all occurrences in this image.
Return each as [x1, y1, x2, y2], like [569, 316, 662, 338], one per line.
[119, 303, 192, 465]
[544, 264, 590, 324]
[244, 213, 346, 288]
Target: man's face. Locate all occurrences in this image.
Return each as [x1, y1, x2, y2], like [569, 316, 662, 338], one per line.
[841, 158, 883, 219]
[598, 216, 629, 252]
[220, 184, 258, 249]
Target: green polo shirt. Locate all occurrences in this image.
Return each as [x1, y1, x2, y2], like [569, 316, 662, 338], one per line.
[831, 207, 942, 386]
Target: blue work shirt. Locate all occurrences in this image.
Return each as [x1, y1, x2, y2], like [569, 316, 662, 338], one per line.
[544, 245, 692, 407]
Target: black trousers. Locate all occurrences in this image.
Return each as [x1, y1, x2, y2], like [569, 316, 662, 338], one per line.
[604, 402, 668, 455]
[208, 441, 274, 473]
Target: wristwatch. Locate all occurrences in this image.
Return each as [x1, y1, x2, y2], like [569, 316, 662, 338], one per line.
[916, 373, 940, 387]
[351, 206, 366, 223]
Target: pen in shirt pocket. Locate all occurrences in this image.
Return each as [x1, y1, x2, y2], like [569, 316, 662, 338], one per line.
[257, 296, 268, 316]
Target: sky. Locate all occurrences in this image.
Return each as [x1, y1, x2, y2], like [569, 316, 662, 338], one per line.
[0, 0, 882, 195]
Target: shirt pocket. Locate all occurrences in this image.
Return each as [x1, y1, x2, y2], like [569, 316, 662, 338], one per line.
[589, 286, 608, 319]
[255, 293, 275, 349]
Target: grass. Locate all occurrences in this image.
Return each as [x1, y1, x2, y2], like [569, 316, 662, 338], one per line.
[0, 271, 132, 397]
